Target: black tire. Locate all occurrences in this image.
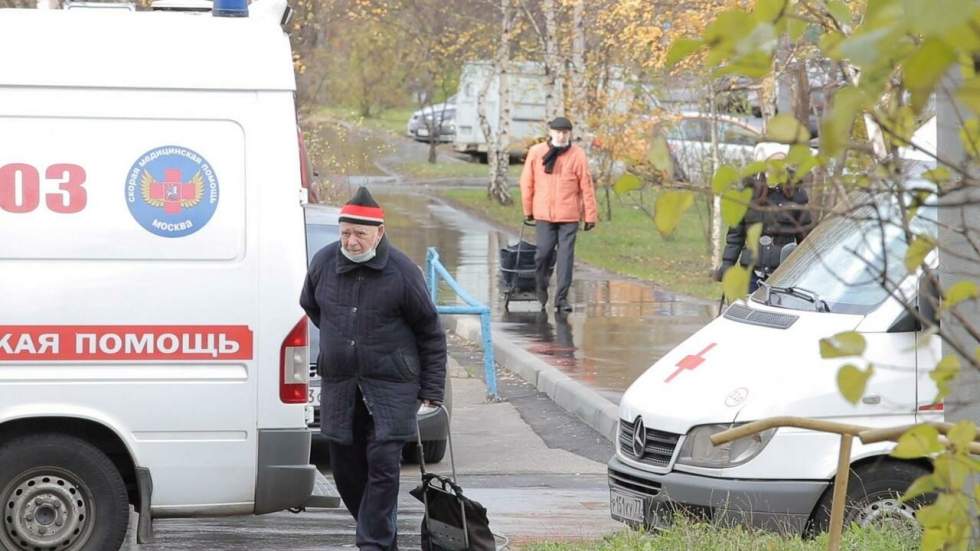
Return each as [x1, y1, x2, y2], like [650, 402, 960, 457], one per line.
[809, 460, 931, 536]
[0, 433, 129, 551]
[402, 440, 448, 465]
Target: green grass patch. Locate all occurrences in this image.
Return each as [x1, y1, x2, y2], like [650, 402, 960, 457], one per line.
[439, 187, 720, 300]
[525, 521, 920, 551]
[317, 105, 415, 136]
[394, 161, 522, 180]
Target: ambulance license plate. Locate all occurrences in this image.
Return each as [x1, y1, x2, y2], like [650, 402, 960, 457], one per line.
[610, 489, 645, 524]
[308, 385, 321, 407]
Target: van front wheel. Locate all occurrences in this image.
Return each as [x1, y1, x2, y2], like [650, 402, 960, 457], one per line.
[809, 461, 931, 536]
[0, 434, 129, 551]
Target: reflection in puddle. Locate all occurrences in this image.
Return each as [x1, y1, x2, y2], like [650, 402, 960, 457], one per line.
[372, 189, 715, 403]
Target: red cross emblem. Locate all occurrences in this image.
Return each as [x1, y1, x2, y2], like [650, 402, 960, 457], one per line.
[665, 342, 716, 383]
[146, 168, 202, 214]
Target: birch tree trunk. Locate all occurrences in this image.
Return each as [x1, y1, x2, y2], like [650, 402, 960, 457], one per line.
[543, 0, 560, 122]
[476, 64, 494, 165]
[486, 0, 514, 205]
[570, 0, 588, 142]
[709, 83, 723, 267]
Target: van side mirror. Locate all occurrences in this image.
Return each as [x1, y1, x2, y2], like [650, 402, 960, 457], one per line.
[918, 273, 941, 329]
[779, 242, 797, 265]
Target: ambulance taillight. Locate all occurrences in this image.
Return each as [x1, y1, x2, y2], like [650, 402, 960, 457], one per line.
[280, 317, 309, 403]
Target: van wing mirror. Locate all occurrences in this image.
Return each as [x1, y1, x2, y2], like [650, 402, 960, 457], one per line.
[918, 273, 941, 329]
[779, 242, 797, 265]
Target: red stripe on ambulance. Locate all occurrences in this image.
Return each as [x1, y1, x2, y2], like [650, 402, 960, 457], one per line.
[0, 325, 253, 361]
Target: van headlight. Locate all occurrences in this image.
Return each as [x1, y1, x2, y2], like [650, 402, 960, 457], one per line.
[675, 424, 775, 468]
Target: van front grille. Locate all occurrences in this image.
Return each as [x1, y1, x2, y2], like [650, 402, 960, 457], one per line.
[619, 419, 680, 468]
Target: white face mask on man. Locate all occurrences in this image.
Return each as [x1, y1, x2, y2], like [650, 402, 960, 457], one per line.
[340, 222, 384, 263]
[549, 128, 572, 147]
[341, 241, 379, 263]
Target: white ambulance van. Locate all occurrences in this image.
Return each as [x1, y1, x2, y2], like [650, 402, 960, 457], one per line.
[0, 3, 313, 549]
[609, 186, 941, 534]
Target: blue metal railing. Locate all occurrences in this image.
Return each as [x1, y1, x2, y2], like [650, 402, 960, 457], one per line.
[425, 247, 498, 400]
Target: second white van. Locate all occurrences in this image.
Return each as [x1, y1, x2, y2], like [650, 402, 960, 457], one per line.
[608, 187, 941, 534]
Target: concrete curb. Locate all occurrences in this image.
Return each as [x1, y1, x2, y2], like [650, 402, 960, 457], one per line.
[444, 315, 620, 443]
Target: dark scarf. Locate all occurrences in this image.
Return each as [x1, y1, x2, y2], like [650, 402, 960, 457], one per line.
[542, 141, 571, 174]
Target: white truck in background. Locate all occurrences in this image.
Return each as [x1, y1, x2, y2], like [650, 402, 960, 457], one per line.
[453, 61, 551, 161]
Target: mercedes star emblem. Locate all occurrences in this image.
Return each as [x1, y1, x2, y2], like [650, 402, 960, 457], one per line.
[632, 416, 647, 459]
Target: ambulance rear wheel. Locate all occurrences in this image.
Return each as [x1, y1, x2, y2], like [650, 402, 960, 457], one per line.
[0, 433, 129, 551]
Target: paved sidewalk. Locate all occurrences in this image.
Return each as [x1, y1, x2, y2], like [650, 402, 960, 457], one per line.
[124, 353, 620, 550]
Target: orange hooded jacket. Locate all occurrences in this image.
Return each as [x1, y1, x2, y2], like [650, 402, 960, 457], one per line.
[520, 142, 598, 224]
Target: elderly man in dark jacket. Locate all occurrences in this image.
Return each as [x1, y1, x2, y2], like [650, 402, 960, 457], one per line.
[300, 187, 446, 551]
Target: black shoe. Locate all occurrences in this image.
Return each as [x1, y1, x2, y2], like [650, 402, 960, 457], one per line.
[555, 302, 572, 313]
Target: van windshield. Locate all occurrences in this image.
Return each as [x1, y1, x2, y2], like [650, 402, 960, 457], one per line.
[754, 201, 937, 315]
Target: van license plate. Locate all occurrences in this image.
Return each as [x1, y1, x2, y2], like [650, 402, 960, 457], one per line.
[610, 489, 645, 524]
[417, 128, 430, 137]
[308, 386, 321, 407]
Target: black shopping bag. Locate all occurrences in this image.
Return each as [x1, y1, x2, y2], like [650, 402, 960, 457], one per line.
[410, 406, 496, 551]
[410, 473, 494, 551]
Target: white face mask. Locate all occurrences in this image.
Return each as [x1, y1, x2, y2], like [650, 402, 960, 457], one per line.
[549, 130, 571, 147]
[341, 233, 381, 263]
[342, 246, 376, 264]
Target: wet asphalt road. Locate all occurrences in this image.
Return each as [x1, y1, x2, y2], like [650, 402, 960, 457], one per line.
[373, 189, 715, 403]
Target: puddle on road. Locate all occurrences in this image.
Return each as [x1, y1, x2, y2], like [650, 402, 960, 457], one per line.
[371, 189, 715, 403]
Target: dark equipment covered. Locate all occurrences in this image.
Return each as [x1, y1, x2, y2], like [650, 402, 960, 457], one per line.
[498, 221, 554, 310]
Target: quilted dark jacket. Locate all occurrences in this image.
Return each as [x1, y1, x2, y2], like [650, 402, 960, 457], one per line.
[722, 183, 813, 272]
[300, 236, 446, 444]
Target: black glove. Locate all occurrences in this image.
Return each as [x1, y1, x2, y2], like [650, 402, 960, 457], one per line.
[712, 266, 726, 282]
[583, 222, 595, 232]
[525, 215, 534, 223]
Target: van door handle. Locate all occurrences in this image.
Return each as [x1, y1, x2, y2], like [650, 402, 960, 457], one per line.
[862, 394, 881, 405]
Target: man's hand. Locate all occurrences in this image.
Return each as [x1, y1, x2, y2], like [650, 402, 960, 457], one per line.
[525, 215, 534, 223]
[712, 266, 726, 282]
[420, 400, 443, 414]
[583, 222, 595, 231]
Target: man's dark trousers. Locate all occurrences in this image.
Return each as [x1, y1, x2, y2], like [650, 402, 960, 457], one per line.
[328, 389, 403, 551]
[535, 221, 579, 307]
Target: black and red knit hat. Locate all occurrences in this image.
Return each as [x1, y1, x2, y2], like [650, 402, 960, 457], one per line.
[339, 186, 384, 226]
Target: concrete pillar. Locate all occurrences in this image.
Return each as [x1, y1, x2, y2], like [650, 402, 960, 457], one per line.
[936, 70, 980, 424]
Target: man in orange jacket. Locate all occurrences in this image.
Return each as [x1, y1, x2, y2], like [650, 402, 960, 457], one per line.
[520, 117, 598, 313]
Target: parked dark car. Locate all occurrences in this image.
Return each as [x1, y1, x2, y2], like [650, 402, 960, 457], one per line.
[303, 204, 451, 463]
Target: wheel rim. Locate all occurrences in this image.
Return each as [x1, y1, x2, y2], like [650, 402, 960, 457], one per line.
[852, 495, 919, 531]
[1, 468, 95, 551]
